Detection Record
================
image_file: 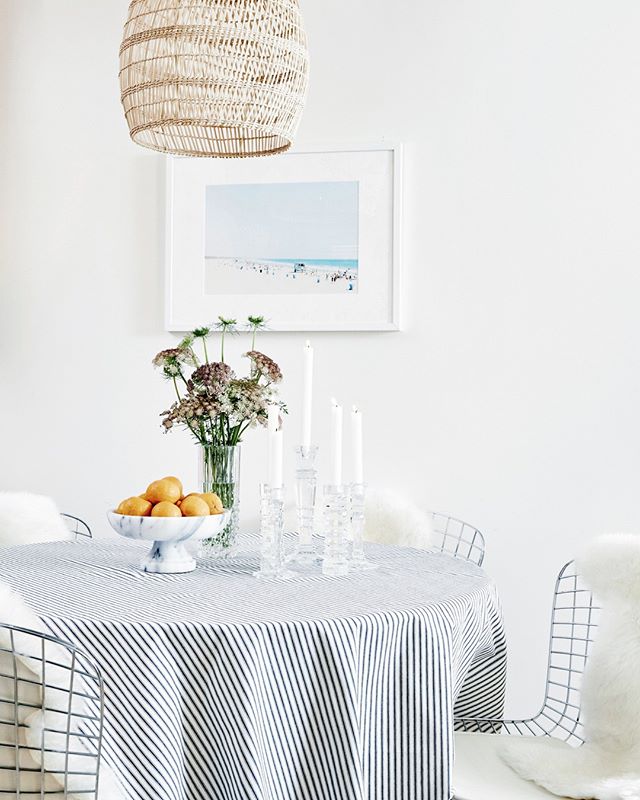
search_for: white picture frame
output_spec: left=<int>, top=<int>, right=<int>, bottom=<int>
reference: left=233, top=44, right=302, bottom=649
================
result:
left=165, top=143, right=402, bottom=332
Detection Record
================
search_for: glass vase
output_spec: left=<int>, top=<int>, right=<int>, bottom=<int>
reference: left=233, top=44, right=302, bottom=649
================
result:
left=199, top=444, right=241, bottom=557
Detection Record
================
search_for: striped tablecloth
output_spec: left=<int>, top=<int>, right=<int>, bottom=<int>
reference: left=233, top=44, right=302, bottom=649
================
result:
left=0, top=539, right=506, bottom=800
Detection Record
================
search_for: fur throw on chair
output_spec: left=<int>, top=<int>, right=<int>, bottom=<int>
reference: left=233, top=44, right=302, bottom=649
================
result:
left=0, top=492, right=71, bottom=547
left=0, top=580, right=124, bottom=799
left=364, top=489, right=434, bottom=549
left=500, top=534, right=640, bottom=800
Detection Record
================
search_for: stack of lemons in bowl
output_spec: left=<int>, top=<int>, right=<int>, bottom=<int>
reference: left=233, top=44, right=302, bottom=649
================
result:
left=116, top=477, right=224, bottom=518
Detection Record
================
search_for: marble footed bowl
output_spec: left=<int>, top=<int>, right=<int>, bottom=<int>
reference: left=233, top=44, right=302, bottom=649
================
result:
left=107, top=510, right=230, bottom=574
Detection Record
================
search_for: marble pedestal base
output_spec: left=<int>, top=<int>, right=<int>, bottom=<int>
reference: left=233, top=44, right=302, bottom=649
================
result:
left=142, top=540, right=196, bottom=574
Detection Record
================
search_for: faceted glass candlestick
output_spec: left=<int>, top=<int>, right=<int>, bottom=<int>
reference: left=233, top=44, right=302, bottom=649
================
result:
left=322, top=484, right=350, bottom=577
left=287, top=445, right=321, bottom=568
left=256, top=484, right=291, bottom=581
left=349, top=483, right=378, bottom=571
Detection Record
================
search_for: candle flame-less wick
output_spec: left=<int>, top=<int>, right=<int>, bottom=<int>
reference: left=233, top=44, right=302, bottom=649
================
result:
left=352, top=405, right=360, bottom=414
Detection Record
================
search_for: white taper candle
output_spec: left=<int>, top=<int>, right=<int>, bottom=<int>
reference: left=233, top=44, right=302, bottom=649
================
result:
left=302, top=340, right=314, bottom=448
left=267, top=405, right=283, bottom=489
left=351, top=406, right=364, bottom=484
left=330, top=398, right=343, bottom=486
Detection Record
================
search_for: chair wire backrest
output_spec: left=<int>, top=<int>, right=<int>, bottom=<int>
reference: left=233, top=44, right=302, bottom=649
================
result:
left=430, top=512, right=486, bottom=566
left=536, top=560, right=599, bottom=745
left=454, top=560, right=599, bottom=742
left=0, top=623, right=104, bottom=797
left=61, top=514, right=92, bottom=541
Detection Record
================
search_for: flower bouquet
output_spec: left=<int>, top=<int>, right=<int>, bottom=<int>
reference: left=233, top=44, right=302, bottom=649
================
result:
left=153, top=317, right=284, bottom=555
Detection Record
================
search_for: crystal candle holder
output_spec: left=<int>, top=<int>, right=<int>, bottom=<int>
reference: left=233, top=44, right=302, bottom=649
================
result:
left=287, top=445, right=321, bottom=568
left=255, top=484, right=290, bottom=580
left=322, top=484, right=350, bottom=577
left=349, top=483, right=378, bottom=571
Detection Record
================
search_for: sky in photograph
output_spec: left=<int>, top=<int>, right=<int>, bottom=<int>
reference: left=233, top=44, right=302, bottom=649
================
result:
left=204, top=181, right=359, bottom=261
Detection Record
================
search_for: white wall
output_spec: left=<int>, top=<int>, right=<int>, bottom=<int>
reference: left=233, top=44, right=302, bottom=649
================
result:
left=1, top=0, right=640, bottom=715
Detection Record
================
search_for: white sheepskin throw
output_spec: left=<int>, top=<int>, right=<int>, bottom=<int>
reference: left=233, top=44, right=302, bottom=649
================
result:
left=364, top=489, right=434, bottom=549
left=0, top=580, right=124, bottom=799
left=0, top=492, right=71, bottom=547
left=500, top=533, right=640, bottom=800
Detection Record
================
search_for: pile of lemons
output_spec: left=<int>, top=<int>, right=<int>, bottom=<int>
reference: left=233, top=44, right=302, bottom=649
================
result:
left=116, top=476, right=224, bottom=518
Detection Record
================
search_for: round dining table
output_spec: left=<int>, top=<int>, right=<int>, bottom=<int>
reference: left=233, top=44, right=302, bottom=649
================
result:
left=0, top=538, right=506, bottom=800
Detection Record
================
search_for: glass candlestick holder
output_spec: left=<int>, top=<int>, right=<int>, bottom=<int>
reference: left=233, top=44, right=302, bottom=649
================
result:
left=287, top=445, right=321, bottom=568
left=349, top=483, right=378, bottom=571
left=322, top=484, right=350, bottom=577
left=255, top=484, right=291, bottom=580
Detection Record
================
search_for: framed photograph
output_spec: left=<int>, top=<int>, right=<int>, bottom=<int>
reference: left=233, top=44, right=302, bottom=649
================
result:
left=165, top=143, right=402, bottom=331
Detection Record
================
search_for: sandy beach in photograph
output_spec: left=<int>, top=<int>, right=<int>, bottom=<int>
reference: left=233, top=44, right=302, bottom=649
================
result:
left=204, top=258, right=359, bottom=295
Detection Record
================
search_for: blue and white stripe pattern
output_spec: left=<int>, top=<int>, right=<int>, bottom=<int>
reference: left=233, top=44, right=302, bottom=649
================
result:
left=0, top=540, right=506, bottom=800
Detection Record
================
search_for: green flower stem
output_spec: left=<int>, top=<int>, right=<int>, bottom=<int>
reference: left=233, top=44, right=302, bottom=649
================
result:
left=176, top=367, right=190, bottom=387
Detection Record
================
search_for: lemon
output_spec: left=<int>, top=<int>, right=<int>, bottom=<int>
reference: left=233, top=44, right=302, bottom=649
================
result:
left=151, top=501, right=182, bottom=518
left=180, top=495, right=210, bottom=517
left=163, top=476, right=184, bottom=497
left=145, top=479, right=181, bottom=505
left=116, top=497, right=152, bottom=516
left=200, top=492, right=224, bottom=515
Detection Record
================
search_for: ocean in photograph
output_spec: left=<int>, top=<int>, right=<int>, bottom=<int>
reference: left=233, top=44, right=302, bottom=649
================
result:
left=203, top=181, right=359, bottom=296
left=205, top=257, right=358, bottom=295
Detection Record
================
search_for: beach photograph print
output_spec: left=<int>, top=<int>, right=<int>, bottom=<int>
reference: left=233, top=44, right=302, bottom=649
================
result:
left=204, top=181, right=359, bottom=295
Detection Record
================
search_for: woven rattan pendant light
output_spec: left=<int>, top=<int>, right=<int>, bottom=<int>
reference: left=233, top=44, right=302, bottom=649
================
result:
left=119, top=0, right=309, bottom=158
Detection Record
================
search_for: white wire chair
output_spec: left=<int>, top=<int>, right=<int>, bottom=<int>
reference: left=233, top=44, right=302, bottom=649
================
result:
left=61, top=514, right=92, bottom=541
left=455, top=561, right=599, bottom=743
left=430, top=512, right=486, bottom=567
left=0, top=623, right=104, bottom=798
